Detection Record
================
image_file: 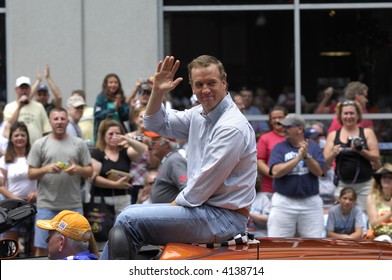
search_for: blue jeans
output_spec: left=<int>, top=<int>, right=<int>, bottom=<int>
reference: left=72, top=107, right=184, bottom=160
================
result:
left=100, top=203, right=247, bottom=259
left=34, top=207, right=83, bottom=249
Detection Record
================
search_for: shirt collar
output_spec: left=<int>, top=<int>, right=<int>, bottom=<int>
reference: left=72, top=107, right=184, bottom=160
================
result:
left=200, top=93, right=232, bottom=123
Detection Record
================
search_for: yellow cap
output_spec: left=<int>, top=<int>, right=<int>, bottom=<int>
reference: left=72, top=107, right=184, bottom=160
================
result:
left=36, top=210, right=91, bottom=241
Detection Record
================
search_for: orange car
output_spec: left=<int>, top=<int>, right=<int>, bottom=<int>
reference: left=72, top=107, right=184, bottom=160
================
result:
left=135, top=237, right=392, bottom=260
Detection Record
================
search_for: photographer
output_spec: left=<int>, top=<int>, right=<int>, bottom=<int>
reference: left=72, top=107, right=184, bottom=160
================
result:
left=3, top=76, right=51, bottom=145
left=324, top=100, right=381, bottom=215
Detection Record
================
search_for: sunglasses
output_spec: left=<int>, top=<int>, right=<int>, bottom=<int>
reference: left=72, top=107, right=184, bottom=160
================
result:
left=284, top=125, right=300, bottom=129
left=342, top=100, right=356, bottom=106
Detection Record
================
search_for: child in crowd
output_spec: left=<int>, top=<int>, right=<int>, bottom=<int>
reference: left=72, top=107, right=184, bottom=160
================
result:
left=326, top=187, right=365, bottom=239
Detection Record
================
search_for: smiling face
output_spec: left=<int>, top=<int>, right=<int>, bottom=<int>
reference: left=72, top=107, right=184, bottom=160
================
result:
left=106, top=76, right=120, bottom=95
left=35, top=90, right=49, bottom=105
left=191, top=64, right=227, bottom=114
left=11, top=127, right=28, bottom=149
left=341, top=105, right=359, bottom=127
left=270, top=109, right=286, bottom=134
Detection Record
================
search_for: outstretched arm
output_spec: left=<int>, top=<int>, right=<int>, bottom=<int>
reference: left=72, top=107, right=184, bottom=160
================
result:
left=145, top=56, right=183, bottom=116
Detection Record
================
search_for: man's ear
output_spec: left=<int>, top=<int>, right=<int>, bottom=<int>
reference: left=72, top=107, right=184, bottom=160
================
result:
left=58, top=235, right=66, bottom=251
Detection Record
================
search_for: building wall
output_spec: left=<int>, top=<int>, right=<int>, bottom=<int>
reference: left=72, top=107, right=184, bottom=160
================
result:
left=6, top=0, right=159, bottom=107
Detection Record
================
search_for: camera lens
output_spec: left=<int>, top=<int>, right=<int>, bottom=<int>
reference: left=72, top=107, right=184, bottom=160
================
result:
left=353, top=138, right=363, bottom=151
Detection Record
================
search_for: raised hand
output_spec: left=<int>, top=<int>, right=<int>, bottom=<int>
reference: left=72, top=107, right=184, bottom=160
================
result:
left=44, top=64, right=50, bottom=79
left=153, top=56, right=183, bottom=95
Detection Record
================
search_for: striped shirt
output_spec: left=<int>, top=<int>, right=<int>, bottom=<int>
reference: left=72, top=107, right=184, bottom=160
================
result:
left=144, top=94, right=256, bottom=210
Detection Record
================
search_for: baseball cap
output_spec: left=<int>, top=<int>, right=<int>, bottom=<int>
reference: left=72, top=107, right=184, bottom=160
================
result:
left=15, top=76, right=31, bottom=87
left=67, top=95, right=86, bottom=108
left=278, top=113, right=305, bottom=127
left=144, top=131, right=161, bottom=138
left=304, top=127, right=320, bottom=139
left=36, top=210, right=92, bottom=242
left=37, top=83, right=48, bottom=92
left=144, top=131, right=176, bottom=142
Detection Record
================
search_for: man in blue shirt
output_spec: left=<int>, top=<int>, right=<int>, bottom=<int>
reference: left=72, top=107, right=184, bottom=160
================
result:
left=100, top=55, right=257, bottom=260
left=268, top=114, right=325, bottom=238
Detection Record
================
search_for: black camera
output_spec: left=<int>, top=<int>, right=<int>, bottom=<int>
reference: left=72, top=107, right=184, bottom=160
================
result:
left=348, top=136, right=364, bottom=151
left=20, top=99, right=29, bottom=105
left=133, top=135, right=143, bottom=142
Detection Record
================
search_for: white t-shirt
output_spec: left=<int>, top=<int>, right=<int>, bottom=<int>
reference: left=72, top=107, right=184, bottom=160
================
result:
left=0, top=156, right=37, bottom=199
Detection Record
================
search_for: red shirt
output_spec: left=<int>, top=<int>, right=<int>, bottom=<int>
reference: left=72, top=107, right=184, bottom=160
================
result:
left=256, top=130, right=285, bottom=193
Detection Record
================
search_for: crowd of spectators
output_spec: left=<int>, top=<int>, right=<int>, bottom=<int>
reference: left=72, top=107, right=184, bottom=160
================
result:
left=0, top=61, right=391, bottom=260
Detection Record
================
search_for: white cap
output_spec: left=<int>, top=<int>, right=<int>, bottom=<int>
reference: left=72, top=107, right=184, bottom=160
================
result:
left=67, top=95, right=86, bottom=108
left=15, top=76, right=31, bottom=87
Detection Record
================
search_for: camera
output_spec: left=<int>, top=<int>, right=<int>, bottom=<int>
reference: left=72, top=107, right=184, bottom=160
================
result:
left=347, top=136, right=364, bottom=151
left=133, top=135, right=143, bottom=142
left=20, top=99, right=29, bottom=105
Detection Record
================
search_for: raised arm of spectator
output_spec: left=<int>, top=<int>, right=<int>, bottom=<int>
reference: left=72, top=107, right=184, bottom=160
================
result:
left=3, top=95, right=28, bottom=138
left=314, top=87, right=333, bottom=114
left=29, top=66, right=42, bottom=100
left=45, top=64, right=63, bottom=108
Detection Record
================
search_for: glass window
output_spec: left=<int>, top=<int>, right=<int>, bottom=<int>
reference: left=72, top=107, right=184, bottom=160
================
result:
left=165, top=11, right=294, bottom=112
left=301, top=9, right=392, bottom=114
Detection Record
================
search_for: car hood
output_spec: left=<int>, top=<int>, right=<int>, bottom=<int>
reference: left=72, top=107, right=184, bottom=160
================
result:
left=159, top=237, right=392, bottom=260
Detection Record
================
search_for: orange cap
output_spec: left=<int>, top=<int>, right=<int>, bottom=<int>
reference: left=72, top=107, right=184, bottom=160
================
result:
left=144, top=131, right=161, bottom=138
left=36, top=210, right=91, bottom=242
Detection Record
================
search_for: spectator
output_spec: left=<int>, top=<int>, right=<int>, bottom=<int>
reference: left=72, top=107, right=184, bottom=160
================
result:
left=27, top=107, right=93, bottom=256
left=36, top=210, right=99, bottom=260
left=247, top=192, right=271, bottom=238
left=136, top=169, right=157, bottom=204
left=268, top=114, right=325, bottom=238
left=100, top=55, right=256, bottom=260
left=90, top=119, right=147, bottom=215
left=150, top=136, right=187, bottom=204
left=256, top=106, right=288, bottom=200
left=93, top=73, right=130, bottom=143
left=324, top=101, right=381, bottom=214
left=231, top=92, right=245, bottom=113
left=366, top=163, right=392, bottom=243
left=305, top=121, right=335, bottom=237
left=3, top=76, right=52, bottom=145
left=128, top=77, right=153, bottom=110
left=73, top=90, right=94, bottom=143
left=326, top=187, right=364, bottom=239
left=66, top=95, right=86, bottom=138
left=34, top=64, right=63, bottom=116
left=240, top=87, right=269, bottom=139
left=306, top=121, right=335, bottom=207
left=127, top=107, right=159, bottom=204
left=253, top=87, right=276, bottom=114
left=327, top=81, right=373, bottom=134
left=0, top=122, right=37, bottom=255
left=276, top=85, right=308, bottom=113
left=314, top=86, right=338, bottom=114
